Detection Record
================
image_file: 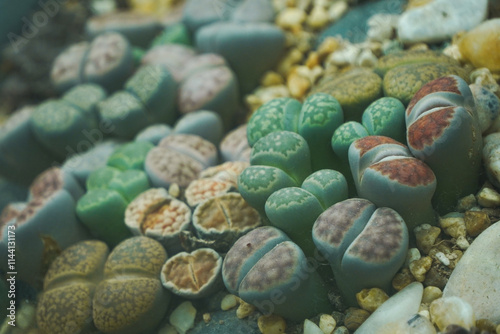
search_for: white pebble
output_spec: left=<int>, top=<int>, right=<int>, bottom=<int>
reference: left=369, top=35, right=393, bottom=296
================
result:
left=319, top=314, right=337, bottom=334
left=304, top=319, right=324, bottom=334
left=429, top=296, right=475, bottom=331
left=169, top=301, right=197, bottom=334
left=435, top=252, right=450, bottom=266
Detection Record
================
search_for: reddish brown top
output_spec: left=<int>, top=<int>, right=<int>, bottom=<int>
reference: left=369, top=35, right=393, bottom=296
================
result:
left=406, top=76, right=460, bottom=116
left=370, top=157, right=436, bottom=187
left=407, top=107, right=455, bottom=151
left=353, top=136, right=405, bottom=157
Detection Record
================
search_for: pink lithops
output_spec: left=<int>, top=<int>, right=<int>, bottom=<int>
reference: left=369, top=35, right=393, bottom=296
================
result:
left=125, top=188, right=191, bottom=254
left=349, top=136, right=437, bottom=230
left=405, top=75, right=483, bottom=214
left=219, top=123, right=252, bottom=162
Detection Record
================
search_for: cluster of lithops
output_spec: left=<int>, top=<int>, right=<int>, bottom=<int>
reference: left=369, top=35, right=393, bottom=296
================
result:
left=36, top=237, right=169, bottom=334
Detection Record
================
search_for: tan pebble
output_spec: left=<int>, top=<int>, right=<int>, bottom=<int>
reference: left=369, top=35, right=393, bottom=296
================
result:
left=236, top=300, right=256, bottom=319
left=245, top=94, right=263, bottom=112
left=307, top=5, right=329, bottom=30
left=319, top=314, right=336, bottom=334
left=455, top=235, right=470, bottom=250
left=414, top=224, right=441, bottom=254
left=203, top=313, right=211, bottom=323
left=287, top=71, right=311, bottom=99
left=257, top=314, right=286, bottom=334
left=295, top=30, right=314, bottom=53
left=442, top=43, right=464, bottom=64
left=477, top=186, right=500, bottom=208
left=260, top=71, right=284, bottom=87
left=429, top=296, right=475, bottom=331
left=168, top=183, right=180, bottom=198
left=409, top=256, right=433, bottom=282
left=476, top=318, right=497, bottom=333
left=421, top=286, right=443, bottom=305
left=328, top=0, right=348, bottom=21
left=305, top=52, right=320, bottom=68
left=317, top=37, right=342, bottom=61
left=221, top=294, right=239, bottom=310
left=277, top=48, right=304, bottom=76
left=408, top=43, right=429, bottom=51
left=405, top=248, right=421, bottom=267
left=355, top=48, right=378, bottom=67
left=464, top=210, right=491, bottom=237
left=392, top=268, right=416, bottom=291
left=448, top=249, right=463, bottom=269
left=439, top=214, right=466, bottom=238
left=458, top=19, right=500, bottom=73
left=356, top=287, right=389, bottom=312
left=327, top=43, right=360, bottom=67
left=276, top=8, right=307, bottom=30
left=253, top=85, right=290, bottom=105
left=344, top=307, right=370, bottom=331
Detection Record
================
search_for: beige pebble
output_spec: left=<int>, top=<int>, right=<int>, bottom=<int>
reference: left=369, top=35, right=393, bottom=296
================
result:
left=471, top=68, right=499, bottom=94
left=456, top=235, right=470, bottom=250
left=326, top=43, right=360, bottom=67
left=245, top=94, right=264, bottom=112
left=261, top=71, right=284, bottom=87
left=307, top=5, right=330, bottom=30
left=317, top=37, right=341, bottom=61
left=277, top=48, right=304, bottom=76
left=328, top=0, right=348, bottom=21
left=287, top=71, right=311, bottom=99
left=476, top=318, right=497, bottom=333
left=464, top=210, right=491, bottom=237
left=221, top=294, right=240, bottom=310
left=414, top=224, right=441, bottom=254
left=305, top=52, right=320, bottom=68
left=168, top=183, right=180, bottom=198
left=422, top=286, right=443, bottom=305
left=203, top=313, right=211, bottom=323
left=456, top=194, right=477, bottom=211
left=477, top=186, right=500, bottom=208
left=409, top=256, right=433, bottom=282
left=405, top=248, right=421, bottom=267
left=439, top=214, right=466, bottom=238
left=333, top=326, right=349, bottom=334
left=319, top=314, right=337, bottom=334
left=392, top=268, right=416, bottom=291
left=236, top=300, right=256, bottom=319
left=276, top=8, right=307, bottom=30
left=356, top=288, right=389, bottom=312
left=257, top=314, right=286, bottom=334
left=253, top=85, right=290, bottom=105
left=429, top=296, right=476, bottom=331
left=355, top=48, right=378, bottom=67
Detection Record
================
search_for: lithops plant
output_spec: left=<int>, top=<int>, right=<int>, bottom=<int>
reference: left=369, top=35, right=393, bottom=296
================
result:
left=312, top=198, right=409, bottom=306
left=93, top=236, right=170, bottom=334
left=62, top=83, right=108, bottom=129
left=172, top=109, right=224, bottom=145
left=405, top=75, right=483, bottom=214
left=301, top=169, right=349, bottom=209
left=219, top=123, right=251, bottom=162
left=140, top=44, right=196, bottom=83
left=192, top=192, right=261, bottom=252
left=36, top=240, right=109, bottom=334
left=125, top=188, right=191, bottom=255
left=106, top=140, right=154, bottom=171
left=160, top=248, right=223, bottom=299
left=362, top=97, right=407, bottom=144
left=222, top=226, right=332, bottom=320
left=348, top=136, right=437, bottom=230
left=135, top=123, right=173, bottom=145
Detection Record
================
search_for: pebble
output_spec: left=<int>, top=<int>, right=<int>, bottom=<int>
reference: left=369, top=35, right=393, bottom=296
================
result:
left=439, top=213, right=466, bottom=238
left=236, top=300, right=256, bottom=319
left=457, top=19, right=500, bottom=73
left=405, top=248, right=422, bottom=267
left=319, top=314, right=336, bottom=334
left=169, top=301, right=197, bottom=334
left=356, top=288, right=389, bottom=313
left=276, top=8, right=307, bottom=30
left=392, top=268, right=417, bottom=291
left=409, top=256, right=433, bottom=282
left=397, top=0, right=488, bottom=44
left=429, top=296, right=475, bottom=331
left=421, top=286, right=443, bottom=305
left=434, top=252, right=450, bottom=266
left=414, top=224, right=441, bottom=254
left=257, top=314, right=286, bottom=334
left=464, top=210, right=491, bottom=237
left=303, top=319, right=324, bottom=334
left=476, top=319, right=498, bottom=333
left=483, top=133, right=500, bottom=188
left=477, top=186, right=500, bottom=208
left=343, top=307, right=370, bottom=331
left=332, top=326, right=349, bottom=334
left=366, top=14, right=399, bottom=42
left=221, top=294, right=240, bottom=311
left=443, top=221, right=500, bottom=323
left=355, top=282, right=424, bottom=333
left=456, top=194, right=477, bottom=212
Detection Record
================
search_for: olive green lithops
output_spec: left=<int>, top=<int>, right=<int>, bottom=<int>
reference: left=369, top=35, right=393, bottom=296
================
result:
left=62, top=83, right=107, bottom=128
left=374, top=50, right=458, bottom=77
left=362, top=97, right=406, bottom=144
left=93, top=236, right=170, bottom=334
left=125, top=188, right=191, bottom=254
left=36, top=240, right=109, bottom=334
left=312, top=198, right=409, bottom=306
left=222, top=226, right=332, bottom=320
left=246, top=97, right=302, bottom=147
left=192, top=193, right=261, bottom=252
left=161, top=248, right=223, bottom=299
left=298, top=93, right=344, bottom=171
left=107, top=140, right=154, bottom=171
left=311, top=68, right=383, bottom=122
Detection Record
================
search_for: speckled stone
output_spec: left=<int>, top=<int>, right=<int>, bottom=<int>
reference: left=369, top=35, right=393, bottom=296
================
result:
left=464, top=210, right=491, bottom=237
left=189, top=309, right=260, bottom=334
left=311, top=67, right=382, bottom=121
left=443, top=221, right=500, bottom=323
left=374, top=50, right=458, bottom=76
left=414, top=224, right=441, bottom=254
left=382, top=62, right=470, bottom=105
left=356, top=288, right=389, bottom=312
left=344, top=307, right=371, bottom=331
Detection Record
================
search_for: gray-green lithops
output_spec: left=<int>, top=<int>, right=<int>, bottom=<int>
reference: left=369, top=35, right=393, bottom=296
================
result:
left=362, top=97, right=406, bottom=144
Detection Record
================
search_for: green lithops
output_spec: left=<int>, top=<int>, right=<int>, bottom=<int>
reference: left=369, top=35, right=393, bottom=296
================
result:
left=238, top=165, right=298, bottom=217
left=93, top=236, right=170, bottom=334
left=311, top=68, right=383, bottom=122
left=222, top=226, right=332, bottom=320
left=62, top=83, right=107, bottom=129
left=36, top=240, right=109, bottom=334
left=250, top=131, right=312, bottom=184
left=362, top=97, right=406, bottom=144
left=301, top=169, right=348, bottom=210
left=298, top=93, right=344, bottom=171
left=246, top=97, right=302, bottom=147
left=312, top=198, right=409, bottom=306
left=106, top=140, right=154, bottom=171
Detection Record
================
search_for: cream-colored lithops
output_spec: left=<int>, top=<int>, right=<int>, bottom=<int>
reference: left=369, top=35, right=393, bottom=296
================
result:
left=429, top=296, right=475, bottom=331
left=124, top=188, right=191, bottom=254
left=161, top=248, right=223, bottom=299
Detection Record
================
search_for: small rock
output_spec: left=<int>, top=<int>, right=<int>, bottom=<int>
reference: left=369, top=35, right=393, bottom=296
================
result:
left=421, top=286, right=443, bottom=305
left=276, top=8, right=307, bottom=30
left=258, top=314, right=286, bottom=334
left=303, top=319, right=324, bottom=334
left=477, top=186, right=500, bottom=208
left=221, top=294, right=240, bottom=311
left=439, top=213, right=466, bottom=238
left=307, top=6, right=330, bottom=30
left=236, top=300, right=256, bottom=319
left=434, top=252, right=450, bottom=266
left=169, top=301, right=197, bottom=334
left=414, top=224, right=441, bottom=254
left=203, top=313, right=211, bottom=323
left=356, top=288, right=389, bottom=313
left=476, top=318, right=497, bottom=333
left=332, top=326, right=349, bottom=334
left=464, top=210, right=491, bottom=237
left=392, top=268, right=417, bottom=291
left=397, top=0, right=488, bottom=44
left=344, top=308, right=370, bottom=331
left=455, top=236, right=470, bottom=250
left=405, top=248, right=422, bottom=267
left=319, top=314, right=336, bottom=334
left=158, top=323, right=179, bottom=334
left=423, top=263, right=451, bottom=290
left=409, top=256, right=433, bottom=282
left=429, top=296, right=475, bottom=331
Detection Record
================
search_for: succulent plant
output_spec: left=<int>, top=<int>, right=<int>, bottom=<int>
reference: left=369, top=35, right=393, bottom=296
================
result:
left=312, top=198, right=409, bottom=306
left=220, top=123, right=252, bottom=162
left=222, top=226, right=332, bottom=320
left=62, top=83, right=107, bottom=129
left=160, top=248, right=223, bottom=299
left=405, top=75, right=483, bottom=214
left=134, top=124, right=173, bottom=145
left=348, top=136, right=437, bottom=230
left=125, top=188, right=192, bottom=255
left=106, top=140, right=154, bottom=171
left=150, top=22, right=192, bottom=47
left=173, top=110, right=224, bottom=145
left=362, top=97, right=406, bottom=144
left=301, top=169, right=349, bottom=210
left=141, top=44, right=196, bottom=83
